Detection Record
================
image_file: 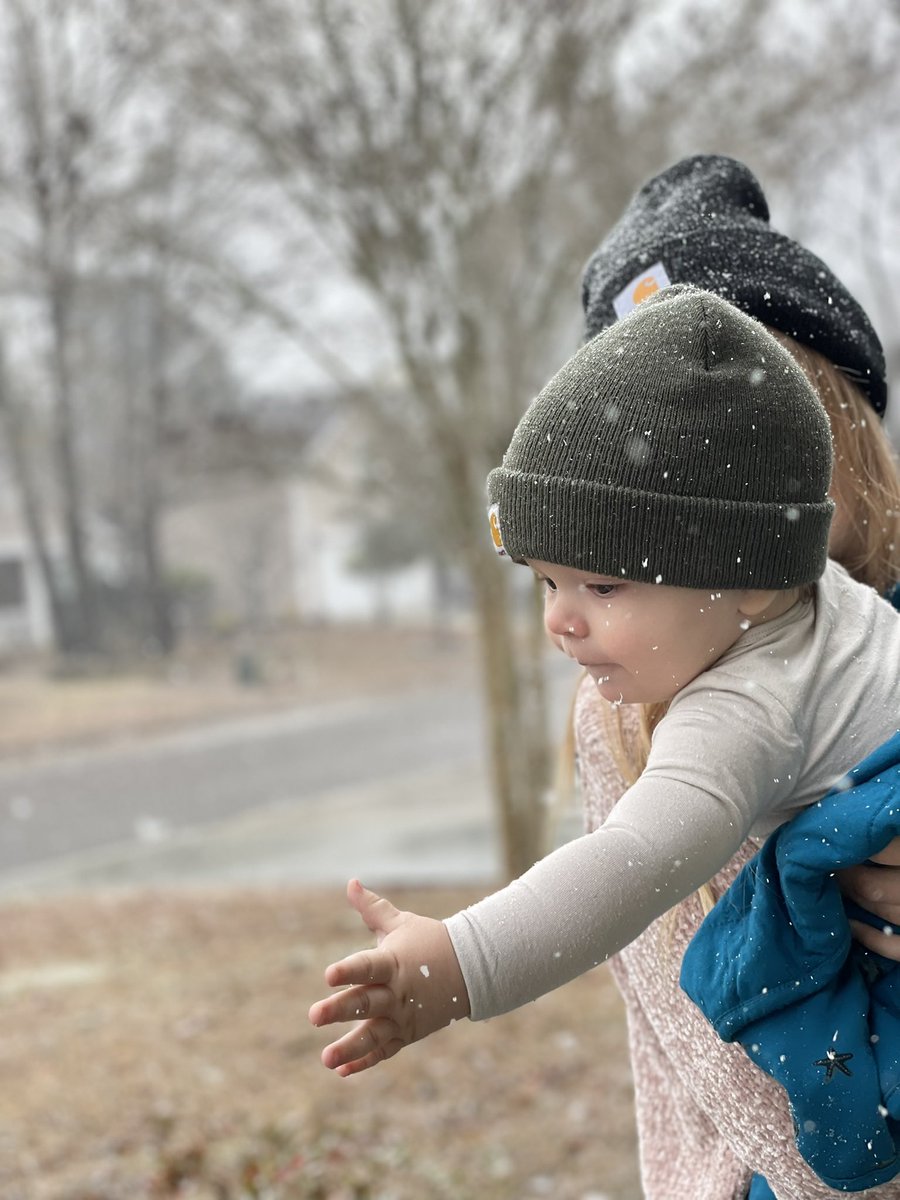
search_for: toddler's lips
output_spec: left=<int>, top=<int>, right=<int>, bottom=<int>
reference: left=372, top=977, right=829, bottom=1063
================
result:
left=582, top=663, right=615, bottom=680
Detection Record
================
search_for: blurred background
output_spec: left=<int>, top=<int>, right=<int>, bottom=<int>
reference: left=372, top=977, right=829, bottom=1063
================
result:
left=0, top=1, right=898, bottom=1197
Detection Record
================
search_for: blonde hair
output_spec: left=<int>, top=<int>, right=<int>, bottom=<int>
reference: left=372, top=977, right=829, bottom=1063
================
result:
left=589, top=332, right=900, bottom=916
left=769, top=331, right=900, bottom=597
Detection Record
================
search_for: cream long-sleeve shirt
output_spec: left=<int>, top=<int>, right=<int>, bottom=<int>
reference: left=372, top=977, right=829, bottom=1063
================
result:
left=445, top=559, right=900, bottom=1023
left=578, top=698, right=858, bottom=1200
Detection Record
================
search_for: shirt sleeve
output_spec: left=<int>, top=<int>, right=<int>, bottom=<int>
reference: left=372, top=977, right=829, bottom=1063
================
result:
left=446, top=681, right=803, bottom=1021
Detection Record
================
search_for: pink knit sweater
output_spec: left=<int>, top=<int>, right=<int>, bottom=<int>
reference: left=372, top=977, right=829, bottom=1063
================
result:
left=576, top=675, right=900, bottom=1200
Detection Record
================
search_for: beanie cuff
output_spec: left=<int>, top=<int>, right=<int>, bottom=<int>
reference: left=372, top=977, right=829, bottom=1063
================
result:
left=489, top=468, right=833, bottom=590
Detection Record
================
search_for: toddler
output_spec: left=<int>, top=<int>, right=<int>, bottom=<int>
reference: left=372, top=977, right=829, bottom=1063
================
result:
left=310, top=287, right=900, bottom=1114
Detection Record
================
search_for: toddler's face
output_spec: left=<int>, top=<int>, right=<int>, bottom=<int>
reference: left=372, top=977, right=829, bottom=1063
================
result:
left=527, top=559, right=753, bottom=705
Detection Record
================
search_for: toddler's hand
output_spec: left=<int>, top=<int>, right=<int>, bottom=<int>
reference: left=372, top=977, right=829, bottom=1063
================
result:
left=308, top=879, right=469, bottom=1076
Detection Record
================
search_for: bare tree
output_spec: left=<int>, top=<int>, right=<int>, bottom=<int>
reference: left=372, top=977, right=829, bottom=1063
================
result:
left=0, top=0, right=232, bottom=656
left=65, top=271, right=242, bottom=655
left=0, top=0, right=117, bottom=650
left=122, top=0, right=900, bottom=875
left=0, top=0, right=155, bottom=652
left=0, top=337, right=65, bottom=639
left=137, top=0, right=661, bottom=878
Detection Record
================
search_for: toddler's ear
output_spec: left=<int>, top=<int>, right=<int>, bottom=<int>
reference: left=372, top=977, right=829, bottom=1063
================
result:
left=737, top=589, right=779, bottom=618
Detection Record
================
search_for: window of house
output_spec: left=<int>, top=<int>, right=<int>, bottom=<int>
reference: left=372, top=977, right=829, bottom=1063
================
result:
left=0, top=557, right=25, bottom=609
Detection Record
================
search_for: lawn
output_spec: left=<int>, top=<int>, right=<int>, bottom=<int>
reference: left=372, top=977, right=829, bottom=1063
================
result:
left=0, top=626, right=640, bottom=1198
left=0, top=885, right=640, bottom=1200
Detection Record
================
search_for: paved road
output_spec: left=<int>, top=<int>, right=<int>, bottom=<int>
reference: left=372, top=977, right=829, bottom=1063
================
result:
left=0, top=662, right=581, bottom=897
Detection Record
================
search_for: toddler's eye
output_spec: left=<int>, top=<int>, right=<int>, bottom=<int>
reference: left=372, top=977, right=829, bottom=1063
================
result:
left=589, top=584, right=617, bottom=598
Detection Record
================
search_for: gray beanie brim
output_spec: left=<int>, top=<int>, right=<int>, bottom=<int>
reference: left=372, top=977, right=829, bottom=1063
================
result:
left=491, top=473, right=832, bottom=590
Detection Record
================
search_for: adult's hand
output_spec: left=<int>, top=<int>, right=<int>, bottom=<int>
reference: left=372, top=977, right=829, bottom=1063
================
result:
left=838, top=839, right=900, bottom=960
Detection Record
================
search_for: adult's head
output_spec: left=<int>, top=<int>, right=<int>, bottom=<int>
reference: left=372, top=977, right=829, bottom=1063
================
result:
left=581, top=154, right=888, bottom=418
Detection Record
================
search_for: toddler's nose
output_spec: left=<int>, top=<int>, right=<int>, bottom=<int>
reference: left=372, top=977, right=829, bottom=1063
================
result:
left=545, top=602, right=588, bottom=641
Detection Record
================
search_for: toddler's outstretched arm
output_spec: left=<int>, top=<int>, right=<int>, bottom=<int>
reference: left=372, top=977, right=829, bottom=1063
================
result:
left=308, top=880, right=469, bottom=1076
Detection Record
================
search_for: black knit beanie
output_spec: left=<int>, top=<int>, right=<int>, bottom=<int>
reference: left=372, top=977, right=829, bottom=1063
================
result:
left=487, top=286, right=834, bottom=590
left=581, top=155, right=887, bottom=416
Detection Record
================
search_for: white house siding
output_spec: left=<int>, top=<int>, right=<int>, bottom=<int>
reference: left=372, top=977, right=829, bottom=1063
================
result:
left=162, top=481, right=297, bottom=630
left=0, top=544, right=51, bottom=649
left=287, top=480, right=434, bottom=624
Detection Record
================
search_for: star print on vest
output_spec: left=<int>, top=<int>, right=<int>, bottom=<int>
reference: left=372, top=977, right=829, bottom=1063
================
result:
left=814, top=1048, right=853, bottom=1082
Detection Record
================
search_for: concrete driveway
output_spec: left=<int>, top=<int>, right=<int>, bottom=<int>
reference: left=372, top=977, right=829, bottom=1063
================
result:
left=0, top=662, right=581, bottom=897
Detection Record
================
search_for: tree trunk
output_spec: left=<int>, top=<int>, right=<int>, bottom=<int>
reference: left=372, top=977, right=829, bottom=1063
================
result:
left=469, top=545, right=553, bottom=881
left=135, top=494, right=176, bottom=655
left=0, top=342, right=69, bottom=652
left=48, top=283, right=103, bottom=654
left=137, top=280, right=177, bottom=656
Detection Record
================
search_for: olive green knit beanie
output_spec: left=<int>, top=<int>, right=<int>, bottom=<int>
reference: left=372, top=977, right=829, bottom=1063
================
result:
left=487, top=285, right=834, bottom=590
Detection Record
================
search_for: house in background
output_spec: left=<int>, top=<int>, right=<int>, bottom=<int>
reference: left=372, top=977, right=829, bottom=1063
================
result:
left=287, top=403, right=437, bottom=624
left=0, top=386, right=458, bottom=655
left=162, top=389, right=450, bottom=634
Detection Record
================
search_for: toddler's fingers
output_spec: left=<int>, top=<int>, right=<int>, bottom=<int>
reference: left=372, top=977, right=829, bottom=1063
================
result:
left=323, top=947, right=392, bottom=989
left=308, top=983, right=394, bottom=1028
left=346, top=878, right=405, bottom=938
left=321, top=1017, right=405, bottom=1076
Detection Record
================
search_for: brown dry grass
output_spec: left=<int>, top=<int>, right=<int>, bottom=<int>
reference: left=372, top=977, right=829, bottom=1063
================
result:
left=1, top=887, right=640, bottom=1200
left=0, top=625, right=473, bottom=758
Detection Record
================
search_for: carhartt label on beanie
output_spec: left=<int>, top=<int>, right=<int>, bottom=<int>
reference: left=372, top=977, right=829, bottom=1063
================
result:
left=487, top=285, right=834, bottom=590
left=582, top=155, right=887, bottom=416
left=488, top=503, right=507, bottom=556
left=612, top=261, right=672, bottom=319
